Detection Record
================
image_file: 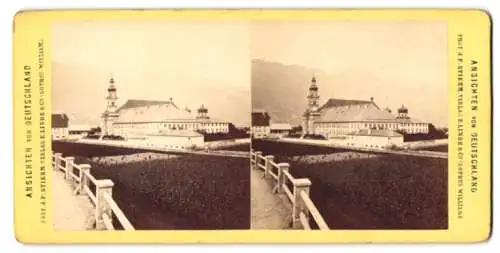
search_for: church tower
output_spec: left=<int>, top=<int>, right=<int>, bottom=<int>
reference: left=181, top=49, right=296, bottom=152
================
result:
left=106, top=77, right=119, bottom=113
left=196, top=104, right=209, bottom=120
left=396, top=104, right=409, bottom=119
left=307, top=75, right=320, bottom=112
left=101, top=76, right=120, bottom=136
left=302, top=75, right=321, bottom=135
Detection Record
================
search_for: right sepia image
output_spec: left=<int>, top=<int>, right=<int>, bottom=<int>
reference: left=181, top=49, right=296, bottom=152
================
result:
left=250, top=20, right=449, bottom=230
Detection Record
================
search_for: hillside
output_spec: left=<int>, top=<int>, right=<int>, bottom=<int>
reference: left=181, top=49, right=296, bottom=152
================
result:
left=251, top=59, right=448, bottom=127
left=251, top=60, right=323, bottom=126
left=51, top=61, right=251, bottom=127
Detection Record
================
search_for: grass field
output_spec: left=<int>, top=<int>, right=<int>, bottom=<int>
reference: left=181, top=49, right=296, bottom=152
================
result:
left=214, top=143, right=250, bottom=152
left=53, top=141, right=250, bottom=230
left=415, top=144, right=448, bottom=153
left=253, top=140, right=448, bottom=229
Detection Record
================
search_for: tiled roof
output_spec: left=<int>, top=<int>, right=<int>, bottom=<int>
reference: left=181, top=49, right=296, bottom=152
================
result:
left=116, top=99, right=178, bottom=112
left=52, top=113, right=69, bottom=128
left=348, top=129, right=403, bottom=137
left=115, top=99, right=194, bottom=123
left=319, top=98, right=379, bottom=111
left=252, top=111, right=270, bottom=126
left=318, top=100, right=395, bottom=122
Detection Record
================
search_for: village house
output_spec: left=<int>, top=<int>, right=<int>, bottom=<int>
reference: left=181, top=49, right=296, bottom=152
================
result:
left=51, top=113, right=69, bottom=140
left=251, top=110, right=271, bottom=139
left=269, top=122, right=292, bottom=138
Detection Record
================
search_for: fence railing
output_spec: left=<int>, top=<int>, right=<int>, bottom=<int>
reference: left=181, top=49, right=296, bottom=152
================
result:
left=52, top=152, right=135, bottom=231
left=250, top=149, right=329, bottom=230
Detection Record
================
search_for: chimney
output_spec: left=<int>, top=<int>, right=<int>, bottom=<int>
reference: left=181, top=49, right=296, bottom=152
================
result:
left=370, top=97, right=374, bottom=102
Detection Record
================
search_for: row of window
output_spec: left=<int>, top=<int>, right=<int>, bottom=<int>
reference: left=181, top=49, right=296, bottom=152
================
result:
left=315, top=122, right=428, bottom=129
left=114, top=122, right=228, bottom=131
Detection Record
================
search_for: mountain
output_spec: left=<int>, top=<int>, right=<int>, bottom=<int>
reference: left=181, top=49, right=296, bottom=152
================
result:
left=252, top=59, right=339, bottom=126
left=51, top=61, right=251, bottom=127
left=251, top=59, right=448, bottom=128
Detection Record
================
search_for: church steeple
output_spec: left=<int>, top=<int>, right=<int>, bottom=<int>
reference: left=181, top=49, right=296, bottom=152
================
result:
left=307, top=74, right=320, bottom=112
left=105, top=75, right=118, bottom=113
left=101, top=75, right=120, bottom=136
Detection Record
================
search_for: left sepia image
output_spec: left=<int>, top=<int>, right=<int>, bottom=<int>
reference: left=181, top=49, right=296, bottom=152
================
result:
left=50, top=20, right=251, bottom=230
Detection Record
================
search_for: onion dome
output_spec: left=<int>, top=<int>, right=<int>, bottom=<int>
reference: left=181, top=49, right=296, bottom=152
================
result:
left=107, top=77, right=116, bottom=92
left=384, top=107, right=392, bottom=113
left=197, top=104, right=208, bottom=114
left=398, top=104, right=408, bottom=114
left=309, top=75, right=318, bottom=91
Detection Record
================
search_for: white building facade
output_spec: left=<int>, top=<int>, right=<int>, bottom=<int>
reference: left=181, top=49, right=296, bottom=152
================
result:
left=302, top=76, right=430, bottom=138
left=51, top=113, right=69, bottom=140
left=251, top=110, right=271, bottom=139
left=100, top=77, right=230, bottom=139
left=346, top=129, right=404, bottom=149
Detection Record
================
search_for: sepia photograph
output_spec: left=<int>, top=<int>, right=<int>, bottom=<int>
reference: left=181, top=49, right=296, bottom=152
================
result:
left=50, top=20, right=251, bottom=230
left=250, top=20, right=449, bottom=230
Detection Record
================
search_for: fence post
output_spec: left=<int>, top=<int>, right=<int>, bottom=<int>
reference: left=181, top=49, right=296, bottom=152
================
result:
left=264, top=155, right=274, bottom=178
left=254, top=151, right=262, bottom=170
left=65, top=157, right=75, bottom=181
left=292, top=178, right=312, bottom=229
left=249, top=149, right=254, bottom=169
left=78, top=164, right=91, bottom=195
left=276, top=163, right=290, bottom=193
left=95, top=179, right=114, bottom=230
left=54, top=153, right=62, bottom=171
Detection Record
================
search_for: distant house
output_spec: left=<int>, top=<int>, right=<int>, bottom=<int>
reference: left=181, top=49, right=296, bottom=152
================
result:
left=251, top=110, right=271, bottom=139
left=270, top=122, right=292, bottom=137
left=52, top=113, right=69, bottom=140
left=68, top=124, right=92, bottom=139
left=346, top=129, right=404, bottom=149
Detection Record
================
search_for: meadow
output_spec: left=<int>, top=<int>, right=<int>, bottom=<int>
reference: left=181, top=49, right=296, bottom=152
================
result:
left=415, top=144, right=448, bottom=153
left=213, top=143, right=250, bottom=152
left=253, top=140, right=448, bottom=229
left=52, top=141, right=250, bottom=230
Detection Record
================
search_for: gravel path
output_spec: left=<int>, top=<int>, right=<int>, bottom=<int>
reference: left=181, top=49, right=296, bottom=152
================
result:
left=251, top=168, right=292, bottom=229
left=52, top=170, right=95, bottom=231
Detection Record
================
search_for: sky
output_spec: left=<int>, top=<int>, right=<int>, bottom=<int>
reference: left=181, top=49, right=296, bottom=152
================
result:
left=51, top=20, right=251, bottom=127
left=251, top=20, right=449, bottom=127
left=51, top=20, right=448, bottom=128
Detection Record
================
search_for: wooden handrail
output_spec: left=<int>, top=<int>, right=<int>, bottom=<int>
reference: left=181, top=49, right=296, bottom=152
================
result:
left=101, top=213, right=115, bottom=230
left=300, top=191, right=329, bottom=230
left=299, top=212, right=311, bottom=230
left=250, top=150, right=329, bottom=230
left=82, top=169, right=98, bottom=186
left=283, top=170, right=294, bottom=183
left=282, top=183, right=294, bottom=203
left=103, top=192, right=135, bottom=230
left=52, top=152, right=135, bottom=231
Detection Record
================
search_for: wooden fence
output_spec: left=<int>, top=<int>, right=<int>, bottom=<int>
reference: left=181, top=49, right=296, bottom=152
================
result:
left=52, top=152, right=135, bottom=231
left=250, top=149, right=329, bottom=230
